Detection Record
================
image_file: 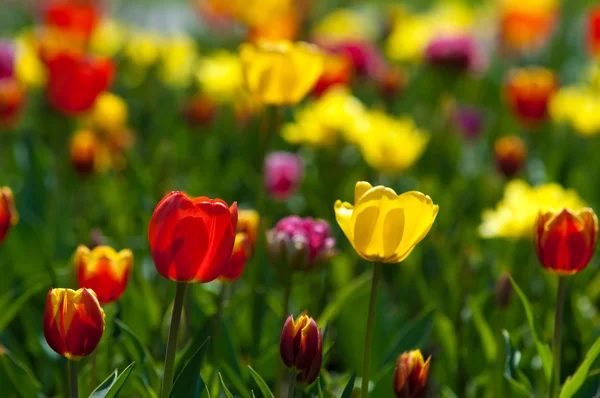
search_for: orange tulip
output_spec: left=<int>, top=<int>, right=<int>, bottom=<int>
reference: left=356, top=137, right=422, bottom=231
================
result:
left=43, top=288, right=105, bottom=359
left=0, top=187, right=18, bottom=244
left=0, top=79, right=24, bottom=129
left=75, top=245, right=133, bottom=303
left=494, top=135, right=527, bottom=178
left=536, top=208, right=598, bottom=276
left=505, top=67, right=557, bottom=127
left=44, top=1, right=100, bottom=44
left=393, top=350, right=431, bottom=398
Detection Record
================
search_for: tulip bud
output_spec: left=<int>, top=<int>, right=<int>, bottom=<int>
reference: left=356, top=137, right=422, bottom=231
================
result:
left=280, top=314, right=322, bottom=385
left=264, top=151, right=304, bottom=201
left=43, top=288, right=105, bottom=359
left=495, top=273, right=513, bottom=308
left=452, top=106, right=483, bottom=142
left=70, top=129, right=100, bottom=175
left=75, top=245, right=133, bottom=304
left=536, top=208, right=598, bottom=276
left=424, top=34, right=479, bottom=72
left=182, top=94, right=217, bottom=127
left=0, top=79, right=24, bottom=129
left=378, top=66, right=406, bottom=100
left=504, top=67, right=557, bottom=127
left=494, top=135, right=527, bottom=178
left=0, top=187, right=18, bottom=244
left=267, top=216, right=336, bottom=272
left=393, top=350, right=430, bottom=398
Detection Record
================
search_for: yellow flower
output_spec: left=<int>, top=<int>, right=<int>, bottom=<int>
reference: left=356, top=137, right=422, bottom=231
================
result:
left=196, top=51, right=244, bottom=102
left=125, top=30, right=161, bottom=68
left=312, top=9, right=380, bottom=42
left=87, top=93, right=128, bottom=133
left=159, top=35, right=198, bottom=87
left=90, top=20, right=126, bottom=57
left=550, top=86, right=600, bottom=136
left=282, top=107, right=338, bottom=147
left=479, top=179, right=586, bottom=238
left=15, top=32, right=46, bottom=88
left=239, top=41, right=323, bottom=105
left=357, top=112, right=429, bottom=173
left=334, top=181, right=439, bottom=263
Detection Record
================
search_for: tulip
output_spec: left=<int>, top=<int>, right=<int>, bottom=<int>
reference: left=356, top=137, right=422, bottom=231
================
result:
left=536, top=208, right=598, bottom=276
left=0, top=79, right=24, bottom=129
left=182, top=94, right=217, bottom=127
left=378, top=66, right=406, bottom=100
left=0, top=40, right=15, bottom=80
left=316, top=40, right=386, bottom=79
left=452, top=106, right=484, bottom=142
left=494, top=135, right=527, bottom=178
left=219, top=232, right=251, bottom=281
left=495, top=273, right=514, bottom=309
left=87, top=92, right=128, bottom=133
left=267, top=215, right=336, bottom=271
left=44, top=1, right=100, bottom=44
left=424, top=34, right=479, bottom=72
left=237, top=209, right=260, bottom=251
left=0, top=187, right=18, bottom=244
left=499, top=3, right=557, bottom=54
left=70, top=129, right=100, bottom=175
left=239, top=40, right=323, bottom=105
left=148, top=191, right=238, bottom=283
left=44, top=51, right=114, bottom=115
left=312, top=53, right=353, bottom=97
left=505, top=67, right=557, bottom=127
left=280, top=314, right=322, bottom=385
left=588, top=7, right=600, bottom=59
left=264, top=151, right=304, bottom=201
left=334, top=181, right=438, bottom=263
left=393, top=350, right=431, bottom=398
left=75, top=245, right=133, bottom=304
left=43, top=288, right=105, bottom=359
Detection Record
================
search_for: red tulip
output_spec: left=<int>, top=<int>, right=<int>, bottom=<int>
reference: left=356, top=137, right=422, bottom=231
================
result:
left=536, top=208, right=598, bottom=276
left=219, top=232, right=251, bottom=281
left=494, top=135, right=527, bottom=178
left=43, top=288, right=105, bottom=360
left=148, top=191, right=238, bottom=283
left=44, top=1, right=100, bottom=43
left=44, top=51, right=114, bottom=115
left=588, top=7, right=600, bottom=58
left=0, top=187, right=18, bottom=244
left=504, top=67, right=557, bottom=127
left=75, top=245, right=133, bottom=303
left=280, top=314, right=322, bottom=384
left=394, top=350, right=431, bottom=398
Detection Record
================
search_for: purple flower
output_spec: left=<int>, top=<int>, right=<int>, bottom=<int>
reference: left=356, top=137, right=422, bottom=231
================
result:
left=452, top=106, right=484, bottom=141
left=0, top=40, right=15, bottom=81
left=267, top=216, right=336, bottom=271
left=264, top=151, right=303, bottom=201
left=424, top=34, right=484, bottom=73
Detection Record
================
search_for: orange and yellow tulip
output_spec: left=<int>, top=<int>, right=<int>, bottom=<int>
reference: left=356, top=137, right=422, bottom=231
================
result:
left=0, top=187, right=18, bottom=244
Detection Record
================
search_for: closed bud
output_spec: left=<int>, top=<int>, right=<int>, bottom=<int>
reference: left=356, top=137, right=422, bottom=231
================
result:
left=182, top=95, right=217, bottom=127
left=394, top=350, right=430, bottom=398
left=264, top=151, right=304, bottom=201
left=536, top=208, right=598, bottom=276
left=280, top=314, right=322, bottom=385
left=70, top=129, right=100, bottom=175
left=495, top=273, right=513, bottom=308
left=494, top=135, right=527, bottom=178
left=0, top=187, right=18, bottom=244
left=505, top=67, right=557, bottom=127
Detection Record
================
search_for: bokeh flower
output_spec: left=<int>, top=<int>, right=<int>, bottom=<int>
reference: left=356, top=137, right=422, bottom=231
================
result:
left=588, top=7, right=600, bottom=58
left=195, top=51, right=244, bottom=103
left=479, top=180, right=586, bottom=239
left=237, top=209, right=260, bottom=251
left=499, top=0, right=558, bottom=54
left=70, top=129, right=101, bottom=175
left=0, top=40, right=15, bottom=80
left=536, top=208, right=598, bottom=276
left=75, top=245, right=134, bottom=304
left=0, top=79, right=24, bottom=129
left=393, top=350, right=431, bottom=398
left=494, top=135, right=527, bottom=178
left=182, top=94, right=217, bottom=127
left=239, top=41, right=323, bottom=105
left=267, top=216, right=336, bottom=271
left=550, top=84, right=600, bottom=136
left=264, top=152, right=304, bottom=201
left=43, top=288, right=105, bottom=360
left=452, top=105, right=484, bottom=141
left=148, top=191, right=237, bottom=283
left=505, top=67, right=557, bottom=127
left=312, top=53, right=353, bottom=97
left=424, top=34, right=480, bottom=72
left=43, top=1, right=100, bottom=45
left=280, top=314, right=322, bottom=384
left=0, top=187, right=18, bottom=244
left=86, top=92, right=128, bottom=134
left=334, top=181, right=438, bottom=263
left=219, top=233, right=251, bottom=282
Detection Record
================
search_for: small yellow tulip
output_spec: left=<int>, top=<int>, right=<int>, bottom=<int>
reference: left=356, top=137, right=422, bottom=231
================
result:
left=334, top=181, right=438, bottom=263
left=239, top=41, right=323, bottom=105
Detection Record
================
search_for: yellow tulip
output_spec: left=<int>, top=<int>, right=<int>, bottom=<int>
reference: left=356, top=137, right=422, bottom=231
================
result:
left=239, top=41, right=324, bottom=105
left=334, top=181, right=438, bottom=263
left=196, top=51, right=244, bottom=102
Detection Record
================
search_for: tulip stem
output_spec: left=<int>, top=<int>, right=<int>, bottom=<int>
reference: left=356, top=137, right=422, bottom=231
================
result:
left=161, top=282, right=187, bottom=398
left=68, top=360, right=78, bottom=398
left=551, top=277, right=566, bottom=398
left=361, top=262, right=381, bottom=398
left=287, top=372, right=297, bottom=398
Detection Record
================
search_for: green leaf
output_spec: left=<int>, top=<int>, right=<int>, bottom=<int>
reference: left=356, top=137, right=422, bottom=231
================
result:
left=90, top=362, right=136, bottom=398
left=510, top=276, right=553, bottom=384
left=317, top=377, right=324, bottom=398
left=247, top=365, right=274, bottom=398
left=317, top=272, right=371, bottom=327
left=218, top=359, right=251, bottom=398
left=560, top=334, right=600, bottom=398
left=340, top=373, right=356, bottom=398
left=115, top=320, right=159, bottom=393
left=469, top=294, right=497, bottom=363
left=381, top=309, right=435, bottom=366
left=169, top=337, right=210, bottom=398
left=0, top=279, right=47, bottom=332
left=0, top=346, right=42, bottom=398
left=502, top=330, right=533, bottom=398
left=218, top=373, right=235, bottom=398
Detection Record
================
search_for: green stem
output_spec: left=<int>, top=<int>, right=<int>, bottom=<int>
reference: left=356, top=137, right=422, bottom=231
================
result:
left=287, top=372, right=297, bottom=398
left=361, top=262, right=381, bottom=398
left=160, top=282, right=188, bottom=398
left=69, top=360, right=78, bottom=398
left=275, top=274, right=294, bottom=396
left=551, top=277, right=567, bottom=398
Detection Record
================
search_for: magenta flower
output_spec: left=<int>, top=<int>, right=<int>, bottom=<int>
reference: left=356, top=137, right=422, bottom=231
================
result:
left=0, top=40, right=15, bottom=80
left=315, top=39, right=386, bottom=79
left=452, top=106, right=484, bottom=141
left=424, top=34, right=485, bottom=73
left=264, top=151, right=303, bottom=201
left=267, top=216, right=336, bottom=271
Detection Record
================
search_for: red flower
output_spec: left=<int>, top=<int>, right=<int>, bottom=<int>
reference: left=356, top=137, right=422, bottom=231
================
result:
left=504, top=67, right=557, bottom=127
left=394, top=350, right=431, bottom=398
left=148, top=191, right=238, bottom=283
left=588, top=7, right=600, bottom=58
left=280, top=314, right=322, bottom=385
left=0, top=79, right=24, bottom=129
left=219, top=232, right=251, bottom=281
left=0, top=187, right=18, bottom=244
left=43, top=288, right=105, bottom=360
left=312, top=53, right=353, bottom=97
left=494, top=135, right=527, bottom=178
left=44, top=51, right=114, bottom=115
left=75, top=245, right=133, bottom=303
left=536, top=208, right=598, bottom=276
left=44, top=1, right=100, bottom=43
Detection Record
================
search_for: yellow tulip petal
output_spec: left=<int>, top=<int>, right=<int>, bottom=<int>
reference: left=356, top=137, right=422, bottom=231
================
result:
left=352, top=203, right=380, bottom=259
left=334, top=200, right=355, bottom=243
left=392, top=191, right=439, bottom=261
left=354, top=181, right=373, bottom=203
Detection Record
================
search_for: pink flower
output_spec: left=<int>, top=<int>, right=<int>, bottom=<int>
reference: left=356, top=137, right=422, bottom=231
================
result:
left=424, top=34, right=487, bottom=73
left=0, top=40, right=15, bottom=80
left=264, top=151, right=303, bottom=201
